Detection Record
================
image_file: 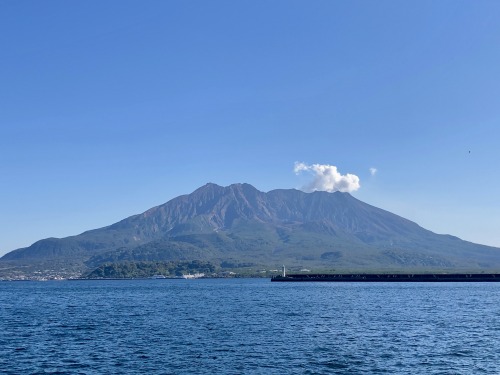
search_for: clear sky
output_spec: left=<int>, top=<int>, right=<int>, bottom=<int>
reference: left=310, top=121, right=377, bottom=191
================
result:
left=1, top=0, right=500, bottom=256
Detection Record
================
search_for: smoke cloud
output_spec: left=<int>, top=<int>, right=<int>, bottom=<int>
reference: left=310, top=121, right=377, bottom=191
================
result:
left=294, top=162, right=360, bottom=193
left=370, top=167, right=378, bottom=176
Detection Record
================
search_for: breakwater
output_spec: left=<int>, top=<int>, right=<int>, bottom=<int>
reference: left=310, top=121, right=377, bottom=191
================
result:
left=271, top=273, right=500, bottom=282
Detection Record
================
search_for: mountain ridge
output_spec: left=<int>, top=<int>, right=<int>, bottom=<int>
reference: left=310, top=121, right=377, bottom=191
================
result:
left=2, top=183, right=500, bottom=274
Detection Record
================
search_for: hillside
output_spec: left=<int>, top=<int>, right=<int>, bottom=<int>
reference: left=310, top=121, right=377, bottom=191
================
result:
left=2, top=183, right=500, bottom=276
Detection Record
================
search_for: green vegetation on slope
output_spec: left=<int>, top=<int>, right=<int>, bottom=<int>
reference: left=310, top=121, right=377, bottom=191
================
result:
left=3, top=183, right=500, bottom=278
left=84, top=260, right=217, bottom=279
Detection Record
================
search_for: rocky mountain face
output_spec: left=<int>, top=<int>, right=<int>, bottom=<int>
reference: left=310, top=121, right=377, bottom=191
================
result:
left=2, top=183, right=500, bottom=273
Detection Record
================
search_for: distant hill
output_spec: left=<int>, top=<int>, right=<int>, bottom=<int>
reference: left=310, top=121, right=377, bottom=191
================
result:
left=2, top=183, right=500, bottom=275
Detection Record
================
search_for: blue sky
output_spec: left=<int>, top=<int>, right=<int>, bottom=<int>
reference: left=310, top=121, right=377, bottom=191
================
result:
left=1, top=0, right=500, bottom=256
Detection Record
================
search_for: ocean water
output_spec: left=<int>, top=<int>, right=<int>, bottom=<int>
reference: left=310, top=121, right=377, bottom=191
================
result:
left=0, top=279, right=498, bottom=374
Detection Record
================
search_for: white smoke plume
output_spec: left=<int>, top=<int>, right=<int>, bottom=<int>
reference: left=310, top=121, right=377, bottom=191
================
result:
left=294, top=162, right=360, bottom=193
left=369, top=167, right=378, bottom=176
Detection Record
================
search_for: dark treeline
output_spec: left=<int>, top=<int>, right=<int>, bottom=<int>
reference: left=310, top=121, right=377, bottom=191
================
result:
left=84, top=260, right=217, bottom=279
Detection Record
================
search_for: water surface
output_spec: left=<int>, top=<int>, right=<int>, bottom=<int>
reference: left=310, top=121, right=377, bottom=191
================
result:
left=1, top=279, right=498, bottom=374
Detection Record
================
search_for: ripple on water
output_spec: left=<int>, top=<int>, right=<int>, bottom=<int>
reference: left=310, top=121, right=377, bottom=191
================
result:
left=0, top=280, right=499, bottom=374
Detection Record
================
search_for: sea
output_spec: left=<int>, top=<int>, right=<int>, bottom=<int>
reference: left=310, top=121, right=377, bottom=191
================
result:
left=0, top=279, right=498, bottom=374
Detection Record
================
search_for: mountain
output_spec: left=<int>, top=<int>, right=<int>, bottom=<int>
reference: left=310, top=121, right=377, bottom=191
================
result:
left=2, top=183, right=500, bottom=276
